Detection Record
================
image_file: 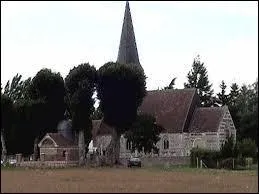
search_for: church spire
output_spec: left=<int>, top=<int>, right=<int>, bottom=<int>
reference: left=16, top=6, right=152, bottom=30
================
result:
left=117, top=1, right=140, bottom=65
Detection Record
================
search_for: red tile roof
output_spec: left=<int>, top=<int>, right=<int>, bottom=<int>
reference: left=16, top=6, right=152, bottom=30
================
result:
left=188, top=107, right=226, bottom=133
left=138, top=88, right=197, bottom=133
left=46, top=133, right=77, bottom=147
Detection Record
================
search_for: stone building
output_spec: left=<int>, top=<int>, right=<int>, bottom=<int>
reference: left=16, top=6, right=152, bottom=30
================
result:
left=38, top=133, right=78, bottom=161
left=91, top=2, right=236, bottom=158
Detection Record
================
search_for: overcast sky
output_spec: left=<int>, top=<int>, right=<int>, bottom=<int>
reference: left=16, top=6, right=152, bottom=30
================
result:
left=1, top=1, right=258, bottom=94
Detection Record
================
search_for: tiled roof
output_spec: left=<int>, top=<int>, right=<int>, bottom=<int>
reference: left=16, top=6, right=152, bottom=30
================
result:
left=188, top=107, right=226, bottom=133
left=46, top=133, right=77, bottom=147
left=138, top=88, right=197, bottom=133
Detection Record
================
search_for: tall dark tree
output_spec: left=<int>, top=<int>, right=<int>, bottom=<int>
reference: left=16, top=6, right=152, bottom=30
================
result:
left=217, top=80, right=228, bottom=106
left=29, top=68, right=66, bottom=160
left=65, top=63, right=97, bottom=165
left=237, top=82, right=258, bottom=144
left=124, top=114, right=163, bottom=154
left=97, top=62, right=146, bottom=165
left=184, top=55, right=214, bottom=107
left=1, top=94, right=14, bottom=162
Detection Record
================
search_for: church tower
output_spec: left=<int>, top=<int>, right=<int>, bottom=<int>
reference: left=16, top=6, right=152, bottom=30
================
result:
left=117, top=1, right=140, bottom=65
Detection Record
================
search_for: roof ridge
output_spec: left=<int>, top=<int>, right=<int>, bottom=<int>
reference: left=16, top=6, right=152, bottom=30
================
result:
left=181, top=88, right=197, bottom=132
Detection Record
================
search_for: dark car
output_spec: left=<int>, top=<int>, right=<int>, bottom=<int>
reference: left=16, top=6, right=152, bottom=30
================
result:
left=128, top=157, right=141, bottom=167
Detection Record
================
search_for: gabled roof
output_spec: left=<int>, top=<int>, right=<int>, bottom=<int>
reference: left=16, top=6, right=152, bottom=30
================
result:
left=138, top=88, right=197, bottom=133
left=117, top=1, right=140, bottom=65
left=38, top=133, right=77, bottom=148
left=188, top=107, right=226, bottom=133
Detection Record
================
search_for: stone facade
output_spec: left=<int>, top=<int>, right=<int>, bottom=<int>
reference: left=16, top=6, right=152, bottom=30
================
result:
left=38, top=133, right=79, bottom=161
left=95, top=106, right=237, bottom=158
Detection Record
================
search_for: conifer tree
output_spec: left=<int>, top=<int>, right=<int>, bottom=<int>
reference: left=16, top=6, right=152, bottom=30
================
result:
left=184, top=55, right=214, bottom=107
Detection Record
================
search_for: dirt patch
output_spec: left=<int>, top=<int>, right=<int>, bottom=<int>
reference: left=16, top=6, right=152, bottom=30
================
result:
left=1, top=168, right=258, bottom=192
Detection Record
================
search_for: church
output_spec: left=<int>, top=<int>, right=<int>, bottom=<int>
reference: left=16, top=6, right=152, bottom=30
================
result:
left=91, top=1, right=236, bottom=158
left=37, top=2, right=237, bottom=162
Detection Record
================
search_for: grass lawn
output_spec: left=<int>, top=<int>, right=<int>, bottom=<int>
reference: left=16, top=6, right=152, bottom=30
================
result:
left=1, top=165, right=258, bottom=193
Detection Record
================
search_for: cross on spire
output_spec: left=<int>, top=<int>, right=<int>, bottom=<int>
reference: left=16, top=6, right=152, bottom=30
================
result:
left=117, top=1, right=140, bottom=65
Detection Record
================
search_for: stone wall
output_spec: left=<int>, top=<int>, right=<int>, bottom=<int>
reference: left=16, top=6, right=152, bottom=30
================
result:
left=39, top=147, right=79, bottom=161
left=16, top=161, right=78, bottom=168
left=119, top=156, right=190, bottom=167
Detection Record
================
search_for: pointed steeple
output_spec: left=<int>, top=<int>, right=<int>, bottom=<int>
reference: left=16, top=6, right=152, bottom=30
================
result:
left=117, top=1, right=140, bottom=65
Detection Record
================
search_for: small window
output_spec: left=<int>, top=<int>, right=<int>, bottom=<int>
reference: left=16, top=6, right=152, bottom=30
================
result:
left=163, top=139, right=169, bottom=150
left=62, top=150, right=66, bottom=157
left=126, top=140, right=132, bottom=150
left=103, top=150, right=106, bottom=156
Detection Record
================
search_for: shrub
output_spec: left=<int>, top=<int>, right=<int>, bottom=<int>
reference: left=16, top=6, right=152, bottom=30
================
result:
left=238, top=138, right=257, bottom=159
left=190, top=148, right=220, bottom=168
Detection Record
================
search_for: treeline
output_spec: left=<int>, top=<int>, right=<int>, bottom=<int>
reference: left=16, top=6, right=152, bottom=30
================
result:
left=165, top=55, right=258, bottom=145
left=1, top=62, right=147, bottom=166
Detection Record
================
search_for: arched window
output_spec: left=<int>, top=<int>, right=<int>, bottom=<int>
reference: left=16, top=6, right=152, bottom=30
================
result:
left=163, top=138, right=169, bottom=150
left=126, top=139, right=132, bottom=150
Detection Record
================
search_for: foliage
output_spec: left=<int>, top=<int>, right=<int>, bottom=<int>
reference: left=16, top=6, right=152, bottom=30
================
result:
left=238, top=138, right=257, bottom=159
left=164, top=77, right=177, bottom=90
left=190, top=148, right=220, bottom=168
left=219, top=135, right=235, bottom=159
left=91, top=106, right=103, bottom=120
left=184, top=55, right=214, bottom=107
left=65, top=63, right=97, bottom=132
left=3, top=74, right=31, bottom=102
left=29, top=68, right=66, bottom=136
left=124, top=114, right=163, bottom=153
left=217, top=80, right=228, bottom=106
left=65, top=63, right=97, bottom=164
left=97, top=62, right=146, bottom=131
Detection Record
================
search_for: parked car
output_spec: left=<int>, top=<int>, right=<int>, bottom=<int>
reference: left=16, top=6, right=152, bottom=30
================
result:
left=128, top=157, right=141, bottom=168
left=8, top=159, right=17, bottom=165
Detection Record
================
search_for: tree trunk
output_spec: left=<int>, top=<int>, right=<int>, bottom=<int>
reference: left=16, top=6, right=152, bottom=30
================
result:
left=33, top=137, right=39, bottom=161
left=105, top=127, right=121, bottom=166
left=78, top=130, right=85, bottom=166
left=1, top=129, right=7, bottom=162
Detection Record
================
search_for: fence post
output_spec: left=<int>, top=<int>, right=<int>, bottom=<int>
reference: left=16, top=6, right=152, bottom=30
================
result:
left=232, top=158, right=234, bottom=169
left=200, top=159, right=202, bottom=168
left=196, top=157, right=198, bottom=168
left=217, top=160, right=219, bottom=168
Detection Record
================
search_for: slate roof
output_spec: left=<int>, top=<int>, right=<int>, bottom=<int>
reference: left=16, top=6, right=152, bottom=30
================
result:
left=188, top=107, right=226, bottom=133
left=39, top=133, right=77, bottom=148
left=138, top=88, right=198, bottom=133
left=117, top=1, right=140, bottom=65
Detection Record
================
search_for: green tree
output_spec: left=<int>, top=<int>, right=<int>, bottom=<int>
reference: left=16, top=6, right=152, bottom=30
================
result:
left=220, top=135, right=235, bottom=159
left=238, top=138, right=257, bottom=159
left=228, top=83, right=240, bottom=129
left=217, top=80, right=228, bottom=106
left=65, top=63, right=97, bottom=165
left=184, top=55, right=214, bottom=107
left=164, top=77, right=176, bottom=90
left=91, top=105, right=103, bottom=120
left=124, top=114, right=163, bottom=154
left=1, top=94, right=14, bottom=162
left=97, top=62, right=146, bottom=165
left=29, top=68, right=66, bottom=160
left=3, top=74, right=31, bottom=102
left=237, top=81, right=258, bottom=144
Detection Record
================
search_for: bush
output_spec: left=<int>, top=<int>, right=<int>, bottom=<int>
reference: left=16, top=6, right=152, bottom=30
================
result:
left=190, top=148, right=220, bottom=168
left=238, top=138, right=257, bottom=159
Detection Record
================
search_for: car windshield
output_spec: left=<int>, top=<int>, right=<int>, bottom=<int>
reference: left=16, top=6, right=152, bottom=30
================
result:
left=131, top=157, right=140, bottom=162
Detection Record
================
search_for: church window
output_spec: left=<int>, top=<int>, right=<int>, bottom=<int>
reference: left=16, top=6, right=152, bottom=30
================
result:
left=126, top=139, right=132, bottom=150
left=163, top=139, right=169, bottom=150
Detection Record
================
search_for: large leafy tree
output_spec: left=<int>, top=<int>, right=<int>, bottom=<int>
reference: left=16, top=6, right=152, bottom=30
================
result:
left=97, top=62, right=146, bottom=165
left=29, top=68, right=66, bottom=160
left=65, top=63, right=97, bottom=165
left=124, top=114, right=163, bottom=154
left=184, top=55, right=214, bottom=107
